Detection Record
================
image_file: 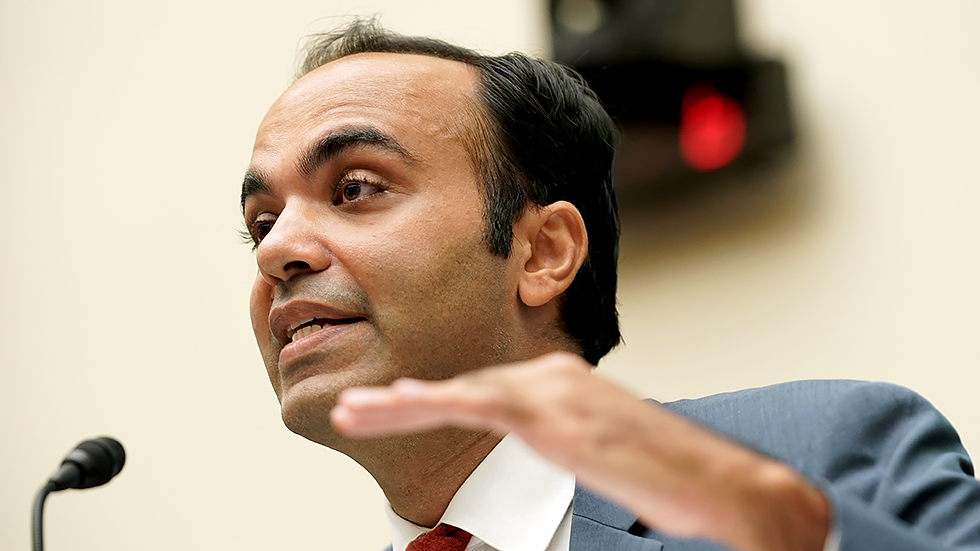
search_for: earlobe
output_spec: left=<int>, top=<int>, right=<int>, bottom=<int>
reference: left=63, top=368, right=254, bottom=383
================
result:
left=516, top=201, right=588, bottom=308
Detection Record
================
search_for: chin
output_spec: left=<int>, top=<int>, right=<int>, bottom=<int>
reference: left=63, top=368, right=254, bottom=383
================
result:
left=276, top=359, right=397, bottom=448
left=283, top=413, right=341, bottom=449
left=275, top=373, right=345, bottom=444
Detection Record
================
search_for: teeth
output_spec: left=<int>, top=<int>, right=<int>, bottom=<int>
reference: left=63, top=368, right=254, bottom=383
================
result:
left=290, top=324, right=323, bottom=343
left=288, top=318, right=316, bottom=332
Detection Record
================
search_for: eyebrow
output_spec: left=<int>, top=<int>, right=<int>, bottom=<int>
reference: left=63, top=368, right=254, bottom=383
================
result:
left=240, top=126, right=419, bottom=211
left=241, top=169, right=271, bottom=212
left=298, top=126, right=418, bottom=179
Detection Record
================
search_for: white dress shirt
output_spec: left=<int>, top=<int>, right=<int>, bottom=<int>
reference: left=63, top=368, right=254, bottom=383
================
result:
left=385, top=433, right=575, bottom=551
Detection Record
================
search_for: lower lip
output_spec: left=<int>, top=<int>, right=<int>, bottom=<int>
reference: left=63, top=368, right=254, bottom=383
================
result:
left=278, top=321, right=365, bottom=367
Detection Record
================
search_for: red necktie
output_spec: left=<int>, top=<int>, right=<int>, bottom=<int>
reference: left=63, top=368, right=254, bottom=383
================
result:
left=405, top=523, right=472, bottom=551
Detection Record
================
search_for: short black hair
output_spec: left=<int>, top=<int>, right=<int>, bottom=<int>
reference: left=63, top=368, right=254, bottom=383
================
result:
left=298, top=19, right=621, bottom=365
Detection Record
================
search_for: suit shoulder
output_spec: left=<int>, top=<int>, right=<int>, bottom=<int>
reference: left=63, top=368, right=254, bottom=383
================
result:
left=664, top=379, right=928, bottom=423
left=663, top=381, right=978, bottom=548
left=661, top=380, right=951, bottom=469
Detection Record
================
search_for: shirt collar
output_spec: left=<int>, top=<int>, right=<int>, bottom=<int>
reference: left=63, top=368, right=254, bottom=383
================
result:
left=385, top=433, right=575, bottom=551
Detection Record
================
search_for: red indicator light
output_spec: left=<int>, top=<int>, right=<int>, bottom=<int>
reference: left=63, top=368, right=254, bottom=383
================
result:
left=679, top=84, right=746, bottom=171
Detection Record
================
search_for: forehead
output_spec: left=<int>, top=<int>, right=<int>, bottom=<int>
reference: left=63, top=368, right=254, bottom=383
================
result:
left=252, top=52, right=482, bottom=165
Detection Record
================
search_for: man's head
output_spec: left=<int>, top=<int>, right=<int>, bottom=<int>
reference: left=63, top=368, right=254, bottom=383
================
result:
left=242, top=20, right=620, bottom=448
left=294, top=19, right=621, bottom=365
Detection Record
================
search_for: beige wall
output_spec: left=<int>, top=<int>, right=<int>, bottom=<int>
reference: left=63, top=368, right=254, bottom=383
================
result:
left=1, top=1, right=976, bottom=550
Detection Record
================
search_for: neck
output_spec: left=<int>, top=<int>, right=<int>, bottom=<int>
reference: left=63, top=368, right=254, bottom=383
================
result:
left=332, top=326, right=572, bottom=526
left=344, top=427, right=503, bottom=527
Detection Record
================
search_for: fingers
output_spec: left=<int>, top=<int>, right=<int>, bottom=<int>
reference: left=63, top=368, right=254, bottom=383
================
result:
left=331, top=376, right=510, bottom=436
left=329, top=352, right=593, bottom=437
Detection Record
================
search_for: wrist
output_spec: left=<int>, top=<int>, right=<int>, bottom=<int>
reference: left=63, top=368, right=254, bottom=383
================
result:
left=738, top=460, right=831, bottom=551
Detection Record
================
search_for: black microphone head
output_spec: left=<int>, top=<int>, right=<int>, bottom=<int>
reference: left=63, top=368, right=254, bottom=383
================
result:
left=51, top=436, right=126, bottom=490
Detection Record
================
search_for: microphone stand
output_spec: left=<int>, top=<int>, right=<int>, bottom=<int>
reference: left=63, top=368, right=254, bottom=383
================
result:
left=33, top=480, right=58, bottom=551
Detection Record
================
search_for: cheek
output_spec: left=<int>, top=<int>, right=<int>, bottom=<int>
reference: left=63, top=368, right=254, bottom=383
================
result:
left=337, top=202, right=497, bottom=333
left=359, top=225, right=503, bottom=325
left=249, top=272, right=274, bottom=346
left=249, top=273, right=282, bottom=397
left=248, top=274, right=273, bottom=363
left=338, top=219, right=432, bottom=289
left=347, top=223, right=468, bottom=297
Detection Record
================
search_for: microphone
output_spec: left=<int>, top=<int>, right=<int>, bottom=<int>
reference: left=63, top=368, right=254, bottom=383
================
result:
left=33, top=437, right=126, bottom=551
left=48, top=436, right=126, bottom=490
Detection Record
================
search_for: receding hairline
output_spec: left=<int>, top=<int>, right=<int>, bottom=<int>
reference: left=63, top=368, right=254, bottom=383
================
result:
left=292, top=50, right=496, bottom=193
left=254, top=50, right=496, bottom=208
left=297, top=49, right=478, bottom=82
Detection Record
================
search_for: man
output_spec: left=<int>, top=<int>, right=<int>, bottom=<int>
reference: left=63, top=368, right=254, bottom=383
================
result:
left=242, top=20, right=980, bottom=551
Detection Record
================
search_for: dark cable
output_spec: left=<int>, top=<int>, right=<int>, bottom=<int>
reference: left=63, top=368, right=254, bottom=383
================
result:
left=33, top=480, right=57, bottom=551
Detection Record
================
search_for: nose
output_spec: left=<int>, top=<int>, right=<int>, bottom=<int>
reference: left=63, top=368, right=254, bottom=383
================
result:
left=255, top=203, right=331, bottom=283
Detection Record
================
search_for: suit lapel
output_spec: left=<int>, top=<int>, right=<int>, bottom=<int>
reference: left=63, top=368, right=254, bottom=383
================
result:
left=570, top=487, right=663, bottom=551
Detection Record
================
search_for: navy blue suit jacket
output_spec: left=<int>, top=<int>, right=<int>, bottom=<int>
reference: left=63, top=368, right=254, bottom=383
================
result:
left=569, top=380, right=980, bottom=550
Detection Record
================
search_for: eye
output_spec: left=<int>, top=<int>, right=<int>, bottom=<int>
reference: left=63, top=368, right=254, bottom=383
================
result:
left=342, top=182, right=364, bottom=202
left=335, top=173, right=387, bottom=205
left=242, top=213, right=277, bottom=248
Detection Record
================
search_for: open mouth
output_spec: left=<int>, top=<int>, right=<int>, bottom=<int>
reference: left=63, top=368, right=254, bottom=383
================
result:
left=286, top=317, right=364, bottom=343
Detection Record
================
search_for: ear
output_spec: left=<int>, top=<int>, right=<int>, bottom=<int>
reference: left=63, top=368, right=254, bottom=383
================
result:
left=514, top=201, right=588, bottom=308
